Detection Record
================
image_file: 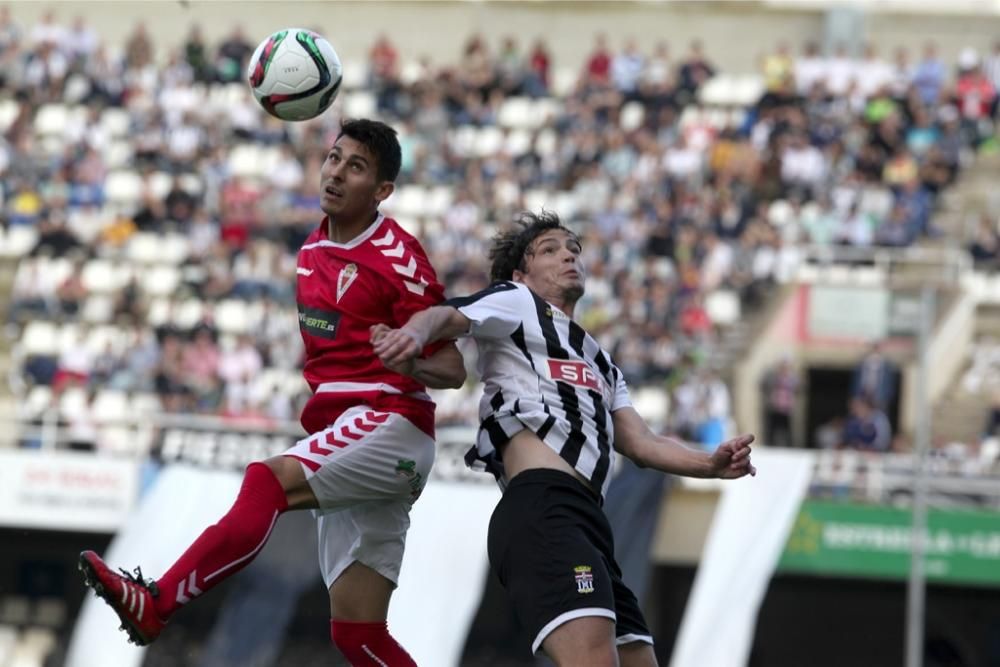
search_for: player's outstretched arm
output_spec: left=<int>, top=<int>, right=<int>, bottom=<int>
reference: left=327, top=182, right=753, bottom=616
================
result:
left=372, top=306, right=472, bottom=368
left=370, top=331, right=466, bottom=389
left=612, top=406, right=756, bottom=479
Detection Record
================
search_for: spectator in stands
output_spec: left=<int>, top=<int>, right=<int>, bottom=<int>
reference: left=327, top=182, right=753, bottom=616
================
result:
left=761, top=356, right=800, bottom=448
left=526, top=38, right=550, bottom=95
left=65, top=15, right=98, bottom=66
left=912, top=41, right=945, bottom=106
left=611, top=38, right=645, bottom=100
left=676, top=39, right=715, bottom=103
left=851, top=341, right=898, bottom=412
left=955, top=50, right=996, bottom=145
left=123, top=21, right=153, bottom=71
left=841, top=394, right=892, bottom=452
left=584, top=33, right=612, bottom=86
left=215, top=24, right=253, bottom=83
left=969, top=213, right=1000, bottom=269
left=183, top=23, right=213, bottom=83
left=982, top=389, right=1000, bottom=444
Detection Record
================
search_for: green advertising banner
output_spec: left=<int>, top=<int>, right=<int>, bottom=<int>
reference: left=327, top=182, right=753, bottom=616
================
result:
left=778, top=500, right=1000, bottom=587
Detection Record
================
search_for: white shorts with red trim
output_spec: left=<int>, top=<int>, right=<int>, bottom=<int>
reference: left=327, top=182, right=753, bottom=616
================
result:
left=283, top=404, right=435, bottom=588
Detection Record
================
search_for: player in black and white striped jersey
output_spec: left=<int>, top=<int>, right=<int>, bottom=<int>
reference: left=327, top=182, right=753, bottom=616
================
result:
left=372, top=210, right=755, bottom=666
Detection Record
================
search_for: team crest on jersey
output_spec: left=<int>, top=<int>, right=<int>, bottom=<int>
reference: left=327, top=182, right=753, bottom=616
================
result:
left=574, top=565, right=594, bottom=594
left=336, top=263, right=358, bottom=303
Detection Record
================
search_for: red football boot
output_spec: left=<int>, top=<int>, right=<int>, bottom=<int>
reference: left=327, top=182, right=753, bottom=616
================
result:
left=78, top=550, right=167, bottom=646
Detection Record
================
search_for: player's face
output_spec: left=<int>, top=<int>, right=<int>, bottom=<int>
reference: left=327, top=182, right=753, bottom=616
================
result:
left=516, top=229, right=586, bottom=305
left=320, top=136, right=394, bottom=222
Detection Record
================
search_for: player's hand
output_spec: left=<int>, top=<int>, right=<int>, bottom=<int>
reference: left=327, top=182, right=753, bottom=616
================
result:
left=708, top=434, right=756, bottom=479
left=372, top=327, right=424, bottom=369
left=369, top=323, right=392, bottom=344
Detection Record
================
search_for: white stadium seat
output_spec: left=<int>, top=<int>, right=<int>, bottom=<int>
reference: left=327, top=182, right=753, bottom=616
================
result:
left=0, top=225, right=38, bottom=258
left=620, top=101, right=645, bottom=132
left=126, top=232, right=161, bottom=264
left=343, top=91, right=377, bottom=119
left=92, top=391, right=129, bottom=422
left=214, top=299, right=250, bottom=334
left=104, top=170, right=144, bottom=207
left=340, top=61, right=367, bottom=90
left=141, top=265, right=181, bottom=297
left=705, top=289, right=741, bottom=325
left=505, top=128, right=532, bottom=156
left=474, top=126, right=504, bottom=157
left=19, top=321, right=58, bottom=357
left=498, top=97, right=534, bottom=129
left=173, top=299, right=205, bottom=329
left=0, top=99, right=20, bottom=133
left=33, top=104, right=68, bottom=137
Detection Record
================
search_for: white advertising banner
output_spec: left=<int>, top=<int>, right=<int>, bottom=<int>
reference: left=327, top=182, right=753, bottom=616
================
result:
left=0, top=449, right=139, bottom=533
left=670, top=448, right=816, bottom=667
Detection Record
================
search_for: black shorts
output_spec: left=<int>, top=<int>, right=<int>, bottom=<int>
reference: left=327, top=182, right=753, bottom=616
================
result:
left=487, top=468, right=653, bottom=655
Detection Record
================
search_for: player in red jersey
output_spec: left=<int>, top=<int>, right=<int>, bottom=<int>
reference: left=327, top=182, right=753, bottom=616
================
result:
left=79, top=119, right=465, bottom=666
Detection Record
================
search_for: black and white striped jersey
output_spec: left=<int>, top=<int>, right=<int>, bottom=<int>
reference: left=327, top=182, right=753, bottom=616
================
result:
left=447, top=281, right=631, bottom=499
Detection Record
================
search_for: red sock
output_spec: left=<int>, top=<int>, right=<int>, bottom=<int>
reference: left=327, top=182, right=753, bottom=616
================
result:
left=153, top=462, right=288, bottom=619
left=330, top=620, right=417, bottom=666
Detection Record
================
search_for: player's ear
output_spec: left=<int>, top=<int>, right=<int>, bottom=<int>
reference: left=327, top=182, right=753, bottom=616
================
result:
left=374, top=181, right=394, bottom=205
left=511, top=268, right=526, bottom=283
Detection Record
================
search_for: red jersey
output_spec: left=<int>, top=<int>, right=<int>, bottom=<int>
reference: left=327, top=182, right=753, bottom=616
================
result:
left=296, top=214, right=445, bottom=437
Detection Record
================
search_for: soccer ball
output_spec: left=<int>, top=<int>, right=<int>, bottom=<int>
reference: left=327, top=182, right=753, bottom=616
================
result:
left=247, top=28, right=343, bottom=121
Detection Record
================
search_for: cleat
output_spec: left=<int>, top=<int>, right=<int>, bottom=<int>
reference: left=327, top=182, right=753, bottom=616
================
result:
left=78, top=551, right=167, bottom=646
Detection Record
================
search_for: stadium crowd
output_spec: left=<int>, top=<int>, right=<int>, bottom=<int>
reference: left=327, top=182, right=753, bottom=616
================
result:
left=2, top=10, right=998, bottom=453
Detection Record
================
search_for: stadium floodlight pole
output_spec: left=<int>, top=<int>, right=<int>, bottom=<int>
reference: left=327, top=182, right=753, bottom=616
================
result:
left=905, top=286, right=934, bottom=667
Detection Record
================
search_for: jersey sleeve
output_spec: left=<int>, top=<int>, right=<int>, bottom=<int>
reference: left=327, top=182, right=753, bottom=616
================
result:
left=609, top=363, right=632, bottom=412
left=445, top=281, right=525, bottom=339
left=389, top=238, right=448, bottom=355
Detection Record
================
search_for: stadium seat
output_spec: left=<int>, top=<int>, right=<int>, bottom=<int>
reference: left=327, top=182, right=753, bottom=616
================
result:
left=387, top=184, right=429, bottom=218
left=620, top=101, right=645, bottom=132
left=99, top=107, right=131, bottom=138
left=131, top=393, right=163, bottom=416
left=498, top=97, right=534, bottom=129
left=141, top=265, right=181, bottom=297
left=853, top=267, right=887, bottom=287
left=505, top=128, right=533, bottom=156
left=0, top=225, right=38, bottom=258
left=215, top=299, right=251, bottom=334
left=146, top=298, right=171, bottom=327
left=425, top=186, right=454, bottom=217
left=0, top=597, right=30, bottom=625
left=448, top=125, right=478, bottom=158
left=0, top=624, right=16, bottom=666
left=228, top=144, right=265, bottom=179
left=82, top=259, right=131, bottom=293
left=343, top=91, right=377, bottom=119
left=340, top=61, right=367, bottom=90
left=23, top=386, right=53, bottom=419
left=631, top=386, right=670, bottom=428
left=19, top=321, right=59, bottom=357
left=173, top=299, right=205, bottom=329
left=474, top=126, right=504, bottom=157
left=59, top=387, right=89, bottom=420
left=534, top=128, right=557, bottom=157
left=102, top=140, right=135, bottom=169
left=732, top=74, right=765, bottom=106
left=12, top=627, right=57, bottom=667
left=705, top=289, right=741, bottom=325
left=92, top=391, right=128, bottom=423
left=399, top=60, right=424, bottom=86
left=103, top=170, right=144, bottom=207
left=126, top=232, right=162, bottom=264
left=148, top=171, right=174, bottom=200
left=550, top=67, right=578, bottom=97
left=33, top=104, right=69, bottom=137
left=0, top=99, right=20, bottom=133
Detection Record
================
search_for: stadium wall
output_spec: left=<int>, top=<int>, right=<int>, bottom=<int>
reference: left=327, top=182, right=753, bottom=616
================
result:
left=7, top=1, right=1000, bottom=76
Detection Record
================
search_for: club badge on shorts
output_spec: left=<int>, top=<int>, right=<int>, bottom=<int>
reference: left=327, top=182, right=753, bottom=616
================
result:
left=336, top=263, right=358, bottom=302
left=574, top=565, right=594, bottom=594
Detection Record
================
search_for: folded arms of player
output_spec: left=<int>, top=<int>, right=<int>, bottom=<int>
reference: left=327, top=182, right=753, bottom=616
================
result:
left=370, top=310, right=469, bottom=389
left=612, top=406, right=756, bottom=479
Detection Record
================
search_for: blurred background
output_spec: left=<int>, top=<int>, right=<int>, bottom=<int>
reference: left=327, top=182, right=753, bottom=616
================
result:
left=1, top=0, right=1000, bottom=665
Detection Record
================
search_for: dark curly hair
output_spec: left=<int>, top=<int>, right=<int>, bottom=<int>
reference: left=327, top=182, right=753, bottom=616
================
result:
left=488, top=211, right=579, bottom=283
left=335, top=118, right=401, bottom=183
